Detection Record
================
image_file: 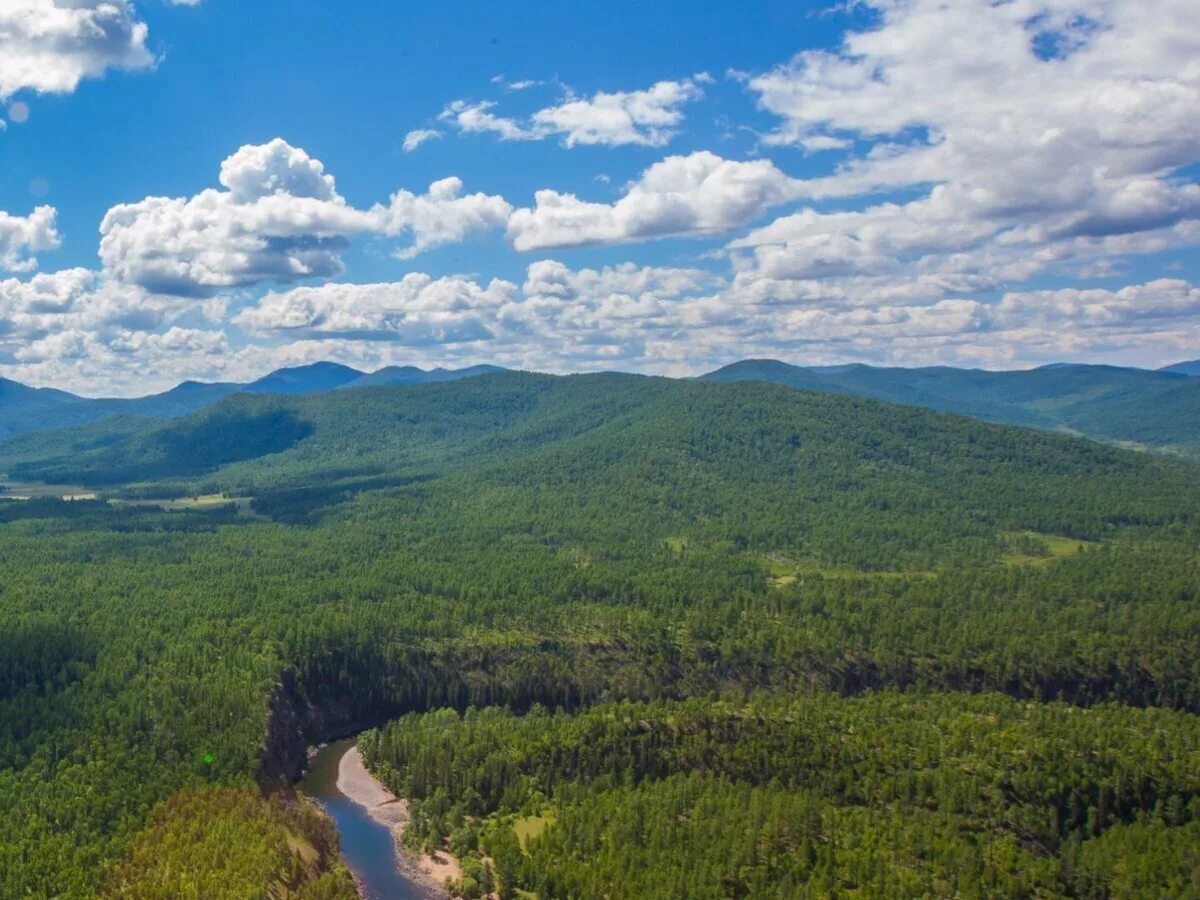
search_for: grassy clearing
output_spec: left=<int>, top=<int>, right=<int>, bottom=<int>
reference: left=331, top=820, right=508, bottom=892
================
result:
left=0, top=480, right=98, bottom=501
left=109, top=494, right=256, bottom=514
left=1001, top=530, right=1098, bottom=567
left=514, top=813, right=556, bottom=851
left=665, top=537, right=688, bottom=554
left=763, top=553, right=933, bottom=587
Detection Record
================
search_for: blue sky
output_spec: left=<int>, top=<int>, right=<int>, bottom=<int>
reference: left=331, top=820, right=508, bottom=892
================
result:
left=1, top=0, right=1198, bottom=394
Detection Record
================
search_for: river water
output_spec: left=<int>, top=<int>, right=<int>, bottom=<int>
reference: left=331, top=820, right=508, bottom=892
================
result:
left=298, top=739, right=435, bottom=900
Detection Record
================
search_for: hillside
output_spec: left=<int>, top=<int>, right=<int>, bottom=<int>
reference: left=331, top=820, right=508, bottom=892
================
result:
left=1161, top=359, right=1200, bottom=376
left=2, top=373, right=1200, bottom=897
left=2, top=373, right=1194, bottom=561
left=703, top=359, right=1200, bottom=454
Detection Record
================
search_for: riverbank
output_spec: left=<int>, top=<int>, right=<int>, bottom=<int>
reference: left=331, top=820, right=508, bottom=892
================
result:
left=334, top=744, right=463, bottom=894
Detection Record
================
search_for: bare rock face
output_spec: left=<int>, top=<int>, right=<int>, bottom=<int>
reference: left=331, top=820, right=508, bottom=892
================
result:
left=259, top=667, right=389, bottom=784
left=259, top=669, right=307, bottom=784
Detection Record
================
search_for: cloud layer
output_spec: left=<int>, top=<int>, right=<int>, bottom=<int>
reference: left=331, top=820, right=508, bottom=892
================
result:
left=4, top=1, right=1200, bottom=393
left=733, top=0, right=1200, bottom=289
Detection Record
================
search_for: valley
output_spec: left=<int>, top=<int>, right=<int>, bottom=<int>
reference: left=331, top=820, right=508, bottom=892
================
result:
left=7, top=1, right=1200, bottom=895
left=0, top=370, right=1198, bottom=896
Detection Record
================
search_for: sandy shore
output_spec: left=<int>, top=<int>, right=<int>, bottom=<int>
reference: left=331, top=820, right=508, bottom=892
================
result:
left=336, top=745, right=463, bottom=891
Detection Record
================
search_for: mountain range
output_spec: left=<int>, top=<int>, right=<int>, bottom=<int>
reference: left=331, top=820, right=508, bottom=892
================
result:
left=701, top=358, right=1200, bottom=455
left=0, top=363, right=505, bottom=441
left=1, top=357, right=1198, bottom=458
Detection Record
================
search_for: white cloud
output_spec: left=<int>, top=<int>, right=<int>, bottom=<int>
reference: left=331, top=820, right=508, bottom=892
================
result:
left=0, top=205, right=60, bottom=272
left=98, top=139, right=377, bottom=296
left=97, top=139, right=518, bottom=295
left=507, top=151, right=804, bottom=251
left=441, top=75, right=709, bottom=148
left=373, top=177, right=512, bottom=259
left=225, top=262, right=1200, bottom=375
left=6, top=255, right=1200, bottom=393
left=0, top=266, right=230, bottom=395
left=491, top=75, right=542, bottom=92
left=0, top=0, right=155, bottom=99
left=402, top=128, right=442, bottom=152
left=0, top=268, right=189, bottom=339
left=439, top=100, right=533, bottom=141
left=733, top=0, right=1200, bottom=289
left=218, top=139, right=338, bottom=203
left=530, top=77, right=708, bottom=147
left=234, top=274, right=517, bottom=345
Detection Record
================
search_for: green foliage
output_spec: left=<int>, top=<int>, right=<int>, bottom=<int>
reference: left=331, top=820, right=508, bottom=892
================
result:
left=704, top=358, right=1200, bottom=456
left=100, top=788, right=358, bottom=899
left=360, top=693, right=1200, bottom=898
left=0, top=374, right=1198, bottom=896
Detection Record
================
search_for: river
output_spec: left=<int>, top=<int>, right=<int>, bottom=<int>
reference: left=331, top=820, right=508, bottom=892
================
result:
left=298, top=739, right=437, bottom=900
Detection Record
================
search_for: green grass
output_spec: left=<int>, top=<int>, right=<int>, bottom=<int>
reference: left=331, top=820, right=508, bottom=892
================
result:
left=514, top=813, right=557, bottom=850
left=1001, top=530, right=1098, bottom=567
left=109, top=493, right=256, bottom=514
left=0, top=480, right=98, bottom=500
left=763, top=552, right=934, bottom=586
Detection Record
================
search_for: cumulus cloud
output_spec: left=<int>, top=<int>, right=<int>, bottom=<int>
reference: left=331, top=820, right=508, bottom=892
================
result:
left=0, top=206, right=60, bottom=272
left=507, top=151, right=804, bottom=251
left=223, top=261, right=1200, bottom=376
left=0, top=268, right=190, bottom=339
left=98, top=139, right=517, bottom=294
left=234, top=274, right=517, bottom=345
left=440, top=76, right=709, bottom=148
left=99, top=139, right=377, bottom=296
left=7, top=255, right=1200, bottom=393
left=734, top=0, right=1200, bottom=288
left=374, top=177, right=513, bottom=259
left=0, top=266, right=232, bottom=393
left=530, top=77, right=709, bottom=147
left=231, top=261, right=724, bottom=371
left=0, top=0, right=155, bottom=99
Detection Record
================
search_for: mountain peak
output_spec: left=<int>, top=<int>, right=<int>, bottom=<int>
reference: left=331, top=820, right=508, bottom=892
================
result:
left=1160, top=359, right=1200, bottom=377
left=244, top=362, right=367, bottom=395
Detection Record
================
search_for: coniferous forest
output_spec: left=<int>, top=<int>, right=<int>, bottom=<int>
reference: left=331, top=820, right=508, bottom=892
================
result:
left=1, top=373, right=1199, bottom=897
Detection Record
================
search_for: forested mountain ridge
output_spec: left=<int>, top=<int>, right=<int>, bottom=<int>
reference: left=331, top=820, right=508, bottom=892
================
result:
left=4, top=372, right=1196, bottom=530
left=4, top=355, right=1200, bottom=452
left=1161, top=359, right=1200, bottom=376
left=702, top=358, right=1200, bottom=455
left=1, top=373, right=1199, bottom=896
left=0, top=363, right=506, bottom=441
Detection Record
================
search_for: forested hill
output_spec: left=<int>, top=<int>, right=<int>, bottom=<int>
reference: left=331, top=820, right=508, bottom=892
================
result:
left=702, top=358, right=1200, bottom=456
left=5, top=356, right=1200, bottom=454
left=3, top=372, right=1200, bottom=896
left=3, top=373, right=1195, bottom=531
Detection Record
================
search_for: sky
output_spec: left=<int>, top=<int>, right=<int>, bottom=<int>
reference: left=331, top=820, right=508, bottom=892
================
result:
left=1, top=0, right=1199, bottom=396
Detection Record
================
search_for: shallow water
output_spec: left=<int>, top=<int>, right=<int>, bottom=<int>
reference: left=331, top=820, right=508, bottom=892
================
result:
left=298, top=739, right=434, bottom=900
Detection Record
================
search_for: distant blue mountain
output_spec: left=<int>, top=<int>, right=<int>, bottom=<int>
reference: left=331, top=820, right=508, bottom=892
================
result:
left=3, top=358, right=1198, bottom=455
left=244, top=362, right=366, bottom=395
left=1161, top=359, right=1200, bottom=376
left=0, top=363, right=509, bottom=442
left=701, top=359, right=1200, bottom=454
left=0, top=377, right=80, bottom=411
left=343, top=364, right=506, bottom=389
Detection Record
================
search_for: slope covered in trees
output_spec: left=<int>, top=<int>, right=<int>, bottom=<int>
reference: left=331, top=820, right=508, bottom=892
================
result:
left=0, top=374, right=1198, bottom=896
left=703, top=359, right=1200, bottom=455
left=359, top=694, right=1200, bottom=898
